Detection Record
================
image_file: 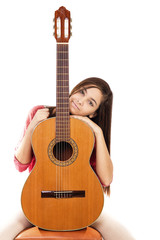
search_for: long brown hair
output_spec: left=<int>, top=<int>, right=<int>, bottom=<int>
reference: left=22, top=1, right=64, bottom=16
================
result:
left=48, top=77, right=113, bottom=195
left=70, top=77, right=113, bottom=154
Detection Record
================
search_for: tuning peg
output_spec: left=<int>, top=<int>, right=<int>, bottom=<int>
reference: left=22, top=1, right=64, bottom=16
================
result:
left=53, top=24, right=55, bottom=29
left=53, top=18, right=55, bottom=22
left=70, top=18, right=72, bottom=22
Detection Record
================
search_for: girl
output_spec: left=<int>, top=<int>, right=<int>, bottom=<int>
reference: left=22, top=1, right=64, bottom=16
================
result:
left=0, top=77, right=135, bottom=240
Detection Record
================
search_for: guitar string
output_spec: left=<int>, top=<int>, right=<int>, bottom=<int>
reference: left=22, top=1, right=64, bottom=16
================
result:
left=56, top=43, right=57, bottom=198
left=62, top=43, right=63, bottom=198
left=60, top=43, right=62, bottom=198
left=67, top=43, right=70, bottom=199
left=64, top=43, right=67, bottom=199
left=62, top=43, right=65, bottom=198
left=66, top=43, right=68, bottom=199
left=64, top=43, right=66, bottom=199
left=56, top=43, right=58, bottom=198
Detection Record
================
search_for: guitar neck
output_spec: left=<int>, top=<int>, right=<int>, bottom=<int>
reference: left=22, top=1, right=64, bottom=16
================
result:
left=56, top=43, right=70, bottom=141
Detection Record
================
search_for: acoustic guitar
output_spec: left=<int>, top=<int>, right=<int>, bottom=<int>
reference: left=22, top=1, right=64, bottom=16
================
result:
left=21, top=6, right=104, bottom=231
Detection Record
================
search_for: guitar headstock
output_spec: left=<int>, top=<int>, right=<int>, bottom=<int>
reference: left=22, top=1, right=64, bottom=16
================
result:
left=54, top=6, right=71, bottom=43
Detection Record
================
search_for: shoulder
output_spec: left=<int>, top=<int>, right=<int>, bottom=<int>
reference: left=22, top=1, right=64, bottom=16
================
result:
left=25, top=105, right=45, bottom=129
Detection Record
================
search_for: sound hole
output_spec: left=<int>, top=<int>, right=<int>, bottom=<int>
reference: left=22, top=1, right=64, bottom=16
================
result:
left=53, top=141, right=73, bottom=161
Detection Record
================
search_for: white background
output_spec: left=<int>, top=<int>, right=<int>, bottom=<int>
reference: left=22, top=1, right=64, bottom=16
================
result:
left=0, top=0, right=160, bottom=239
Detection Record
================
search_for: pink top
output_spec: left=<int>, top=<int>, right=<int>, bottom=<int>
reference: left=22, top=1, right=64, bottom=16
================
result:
left=14, top=105, right=107, bottom=187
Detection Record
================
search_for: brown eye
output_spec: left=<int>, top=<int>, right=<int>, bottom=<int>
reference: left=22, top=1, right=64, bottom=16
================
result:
left=89, top=101, right=94, bottom=107
left=80, top=89, right=85, bottom=95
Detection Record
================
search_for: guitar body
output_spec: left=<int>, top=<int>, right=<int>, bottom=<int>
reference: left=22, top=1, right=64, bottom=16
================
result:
left=21, top=117, right=104, bottom=231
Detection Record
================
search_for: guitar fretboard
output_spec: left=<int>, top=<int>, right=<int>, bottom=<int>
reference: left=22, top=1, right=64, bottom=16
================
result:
left=56, top=43, right=70, bottom=141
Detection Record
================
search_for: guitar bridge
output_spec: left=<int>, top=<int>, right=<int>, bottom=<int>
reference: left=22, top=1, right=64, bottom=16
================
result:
left=41, top=190, right=85, bottom=198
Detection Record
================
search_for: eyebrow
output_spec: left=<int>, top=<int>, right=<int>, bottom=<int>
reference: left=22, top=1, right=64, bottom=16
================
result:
left=84, top=88, right=97, bottom=106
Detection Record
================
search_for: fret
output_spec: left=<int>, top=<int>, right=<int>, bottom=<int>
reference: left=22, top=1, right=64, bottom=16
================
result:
left=57, top=66, right=68, bottom=68
left=56, top=123, right=70, bottom=125
left=57, top=44, right=68, bottom=49
left=55, top=124, right=70, bottom=127
left=55, top=129, right=70, bottom=132
left=56, top=116, right=69, bottom=118
left=56, top=134, right=70, bottom=136
left=56, top=123, right=69, bottom=125
left=56, top=133, right=70, bottom=135
left=57, top=80, right=69, bottom=82
left=57, top=53, right=68, bottom=58
left=57, top=59, right=68, bottom=61
left=56, top=128, right=70, bottom=131
left=56, top=96, right=69, bottom=100
left=56, top=91, right=69, bottom=93
left=56, top=83, right=69, bottom=86
left=57, top=51, right=68, bottom=53
left=56, top=115, right=70, bottom=117
left=56, top=97, right=69, bottom=100
left=56, top=91, right=69, bottom=94
left=56, top=136, right=70, bottom=139
left=56, top=106, right=69, bottom=108
left=56, top=135, right=70, bottom=138
left=57, top=73, right=69, bottom=76
left=56, top=125, right=70, bottom=128
left=57, top=101, right=69, bottom=103
left=56, top=108, right=69, bottom=110
left=56, top=121, right=70, bottom=123
left=57, top=69, right=68, bottom=74
left=56, top=110, right=69, bottom=112
left=57, top=61, right=68, bottom=65
left=56, top=111, right=69, bottom=113
left=56, top=112, right=69, bottom=115
left=56, top=95, right=69, bottom=98
left=57, top=76, right=69, bottom=80
left=57, top=64, right=68, bottom=68
left=55, top=138, right=70, bottom=142
left=56, top=96, right=69, bottom=98
left=57, top=91, right=69, bottom=93
left=57, top=104, right=69, bottom=106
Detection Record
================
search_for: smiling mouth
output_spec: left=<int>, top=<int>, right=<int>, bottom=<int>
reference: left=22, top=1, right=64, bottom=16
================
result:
left=72, top=101, right=80, bottom=110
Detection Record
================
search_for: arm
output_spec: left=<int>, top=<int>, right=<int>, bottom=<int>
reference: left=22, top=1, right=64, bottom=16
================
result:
left=71, top=116, right=113, bottom=186
left=94, top=127, right=113, bottom=186
left=15, top=108, right=49, bottom=165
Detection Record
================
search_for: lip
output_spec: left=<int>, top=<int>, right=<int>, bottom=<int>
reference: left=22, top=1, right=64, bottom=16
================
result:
left=72, top=101, right=80, bottom=110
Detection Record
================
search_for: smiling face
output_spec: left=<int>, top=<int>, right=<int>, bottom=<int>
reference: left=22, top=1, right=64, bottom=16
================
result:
left=69, top=86, right=103, bottom=118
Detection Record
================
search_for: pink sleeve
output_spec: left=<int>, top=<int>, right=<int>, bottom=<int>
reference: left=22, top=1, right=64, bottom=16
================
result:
left=14, top=105, right=44, bottom=172
left=14, top=156, right=31, bottom=172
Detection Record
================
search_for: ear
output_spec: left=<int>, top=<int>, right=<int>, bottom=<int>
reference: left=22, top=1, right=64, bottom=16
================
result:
left=89, top=112, right=97, bottom=118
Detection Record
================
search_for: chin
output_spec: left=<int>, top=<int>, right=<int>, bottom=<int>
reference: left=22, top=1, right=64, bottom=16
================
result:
left=69, top=107, right=77, bottom=115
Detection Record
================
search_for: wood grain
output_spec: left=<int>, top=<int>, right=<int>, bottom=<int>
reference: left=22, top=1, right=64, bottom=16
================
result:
left=21, top=117, right=104, bottom=231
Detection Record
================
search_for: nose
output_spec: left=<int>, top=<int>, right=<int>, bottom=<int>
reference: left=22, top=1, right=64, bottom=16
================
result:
left=77, top=98, right=84, bottom=106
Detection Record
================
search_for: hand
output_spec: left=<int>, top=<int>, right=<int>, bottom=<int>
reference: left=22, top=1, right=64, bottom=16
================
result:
left=71, top=115, right=102, bottom=136
left=29, top=108, right=50, bottom=131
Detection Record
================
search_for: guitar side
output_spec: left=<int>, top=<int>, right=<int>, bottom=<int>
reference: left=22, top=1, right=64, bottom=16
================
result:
left=21, top=117, right=104, bottom=231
